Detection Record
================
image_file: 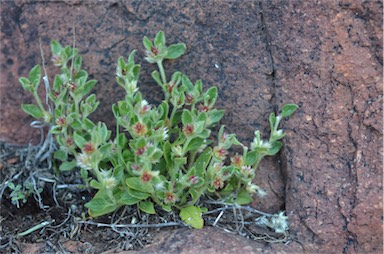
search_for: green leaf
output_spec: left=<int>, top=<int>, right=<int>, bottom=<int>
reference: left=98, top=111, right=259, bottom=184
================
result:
left=118, top=192, right=140, bottom=205
left=166, top=43, right=187, bottom=59
left=53, top=75, right=63, bottom=91
left=236, top=189, right=253, bottom=205
left=50, top=40, right=62, bottom=55
left=158, top=101, right=169, bottom=120
left=184, top=137, right=204, bottom=152
left=89, top=179, right=102, bottom=189
left=139, top=201, right=156, bottom=214
left=266, top=141, right=282, bottom=156
left=189, top=188, right=200, bottom=202
left=193, top=148, right=212, bottom=177
left=181, top=74, right=194, bottom=91
left=281, top=104, right=298, bottom=117
left=151, top=70, right=162, bottom=86
left=85, top=197, right=118, bottom=217
left=181, top=110, right=193, bottom=125
left=8, top=182, right=15, bottom=190
left=205, top=86, right=217, bottom=106
left=126, top=188, right=150, bottom=200
left=54, top=150, right=68, bottom=161
left=245, top=150, right=257, bottom=166
left=82, top=80, right=97, bottom=96
left=21, top=104, right=43, bottom=119
left=19, top=77, right=33, bottom=93
left=163, top=141, right=173, bottom=168
left=154, top=31, right=165, bottom=47
left=73, top=132, right=87, bottom=148
left=174, top=157, right=187, bottom=166
left=59, top=160, right=77, bottom=171
left=180, top=206, right=204, bottom=229
left=126, top=177, right=154, bottom=193
left=269, top=112, right=276, bottom=131
left=117, top=133, right=127, bottom=148
left=99, top=143, right=112, bottom=158
left=73, top=55, right=82, bottom=72
left=71, top=119, right=82, bottom=130
left=197, top=129, right=211, bottom=139
left=207, top=109, right=224, bottom=125
left=29, top=65, right=41, bottom=88
left=83, top=118, right=95, bottom=130
left=161, top=205, right=172, bottom=212
left=143, top=36, right=153, bottom=51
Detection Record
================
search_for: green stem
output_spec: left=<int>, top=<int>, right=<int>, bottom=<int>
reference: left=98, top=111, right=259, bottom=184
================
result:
left=183, top=137, right=192, bottom=154
left=33, top=91, right=46, bottom=113
left=252, top=154, right=264, bottom=170
left=188, top=187, right=206, bottom=205
left=169, top=105, right=178, bottom=128
left=157, top=60, right=167, bottom=86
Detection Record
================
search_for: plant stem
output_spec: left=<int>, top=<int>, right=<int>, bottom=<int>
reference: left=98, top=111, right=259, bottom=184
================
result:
left=157, top=60, right=167, bottom=86
left=33, top=91, right=46, bottom=113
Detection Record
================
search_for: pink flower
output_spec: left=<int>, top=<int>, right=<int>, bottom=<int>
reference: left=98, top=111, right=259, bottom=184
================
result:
left=183, top=124, right=194, bottom=136
left=132, top=122, right=147, bottom=136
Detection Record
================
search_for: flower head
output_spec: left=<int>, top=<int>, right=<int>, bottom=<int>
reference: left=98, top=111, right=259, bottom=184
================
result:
left=140, top=170, right=159, bottom=183
left=83, top=142, right=95, bottom=154
left=132, top=122, right=147, bottom=136
left=213, top=146, right=228, bottom=159
left=100, top=170, right=117, bottom=189
left=198, top=104, right=210, bottom=112
left=183, top=124, right=194, bottom=137
left=246, top=183, right=267, bottom=198
left=189, top=175, right=199, bottom=185
left=231, top=154, right=244, bottom=168
left=56, top=116, right=66, bottom=127
left=241, top=166, right=254, bottom=178
left=135, top=143, right=149, bottom=156
left=211, top=176, right=224, bottom=190
left=161, top=127, right=168, bottom=140
left=76, top=153, right=93, bottom=170
left=164, top=192, right=177, bottom=204
left=139, top=100, right=151, bottom=115
left=131, top=163, right=141, bottom=172
left=185, top=93, right=194, bottom=104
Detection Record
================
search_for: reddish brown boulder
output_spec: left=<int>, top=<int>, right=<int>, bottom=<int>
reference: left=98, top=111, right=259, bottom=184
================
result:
left=262, top=0, right=383, bottom=253
left=0, top=0, right=382, bottom=253
left=119, top=227, right=303, bottom=254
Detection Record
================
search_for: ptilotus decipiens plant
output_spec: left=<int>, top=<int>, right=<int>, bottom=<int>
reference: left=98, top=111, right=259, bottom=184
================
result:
left=19, top=31, right=297, bottom=230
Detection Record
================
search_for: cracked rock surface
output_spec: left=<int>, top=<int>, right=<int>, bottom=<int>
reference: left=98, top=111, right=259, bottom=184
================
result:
left=1, top=0, right=382, bottom=253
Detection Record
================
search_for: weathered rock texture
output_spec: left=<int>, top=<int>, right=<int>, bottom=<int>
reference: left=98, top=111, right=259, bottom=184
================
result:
left=261, top=1, right=383, bottom=253
left=0, top=0, right=382, bottom=253
left=120, top=227, right=303, bottom=254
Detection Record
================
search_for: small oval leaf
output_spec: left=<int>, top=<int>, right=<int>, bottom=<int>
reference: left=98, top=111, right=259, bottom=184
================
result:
left=180, top=206, right=204, bottom=229
left=139, top=201, right=156, bottom=214
left=165, top=43, right=187, bottom=59
left=21, top=104, right=43, bottom=119
left=281, top=104, right=298, bottom=117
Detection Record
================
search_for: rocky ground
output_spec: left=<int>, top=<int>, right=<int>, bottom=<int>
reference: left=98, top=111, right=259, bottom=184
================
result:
left=1, top=0, right=383, bottom=253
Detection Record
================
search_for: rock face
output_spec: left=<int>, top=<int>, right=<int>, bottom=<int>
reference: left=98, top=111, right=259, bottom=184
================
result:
left=261, top=1, right=383, bottom=253
left=0, top=0, right=382, bottom=253
left=120, top=227, right=303, bottom=254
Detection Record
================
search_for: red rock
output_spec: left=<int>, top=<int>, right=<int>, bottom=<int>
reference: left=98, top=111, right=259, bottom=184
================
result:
left=118, top=227, right=303, bottom=254
left=0, top=0, right=382, bottom=253
left=262, top=0, right=383, bottom=253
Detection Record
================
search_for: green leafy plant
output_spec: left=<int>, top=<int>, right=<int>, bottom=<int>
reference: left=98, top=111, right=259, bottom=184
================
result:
left=7, top=181, right=43, bottom=208
left=19, top=31, right=298, bottom=229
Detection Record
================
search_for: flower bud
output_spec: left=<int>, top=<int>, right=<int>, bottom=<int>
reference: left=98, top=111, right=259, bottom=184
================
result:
left=132, top=122, right=147, bottom=136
